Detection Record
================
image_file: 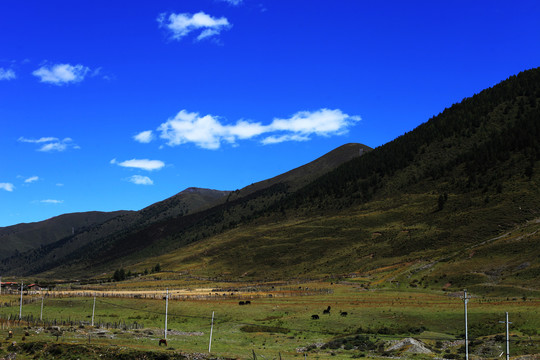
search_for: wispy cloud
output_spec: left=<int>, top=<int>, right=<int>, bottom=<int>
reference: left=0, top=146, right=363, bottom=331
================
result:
left=0, top=183, right=15, bottom=192
left=18, top=137, right=79, bottom=152
left=111, top=158, right=165, bottom=171
left=24, top=176, right=39, bottom=184
left=153, top=108, right=360, bottom=149
left=270, top=109, right=359, bottom=136
left=128, top=175, right=154, bottom=185
left=157, top=11, right=231, bottom=42
left=40, top=142, right=68, bottom=152
left=32, top=63, right=90, bottom=85
left=0, top=68, right=16, bottom=80
left=134, top=130, right=154, bottom=143
left=216, top=0, right=243, bottom=5
left=260, top=134, right=310, bottom=145
left=40, top=199, right=63, bottom=204
left=18, top=137, right=58, bottom=144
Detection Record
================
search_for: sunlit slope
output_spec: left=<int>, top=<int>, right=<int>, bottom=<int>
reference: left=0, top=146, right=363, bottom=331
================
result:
left=130, top=68, right=540, bottom=292
left=135, top=184, right=540, bottom=295
left=3, top=144, right=368, bottom=277
left=9, top=67, right=539, bottom=289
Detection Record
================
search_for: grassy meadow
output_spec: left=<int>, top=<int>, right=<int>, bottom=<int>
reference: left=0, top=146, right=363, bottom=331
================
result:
left=0, top=281, right=538, bottom=359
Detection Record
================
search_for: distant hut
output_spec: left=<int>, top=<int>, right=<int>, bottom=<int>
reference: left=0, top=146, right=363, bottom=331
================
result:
left=28, top=284, right=42, bottom=293
left=1, top=282, right=19, bottom=294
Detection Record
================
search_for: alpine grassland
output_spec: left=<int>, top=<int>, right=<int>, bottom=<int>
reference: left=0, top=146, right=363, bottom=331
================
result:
left=0, top=282, right=539, bottom=359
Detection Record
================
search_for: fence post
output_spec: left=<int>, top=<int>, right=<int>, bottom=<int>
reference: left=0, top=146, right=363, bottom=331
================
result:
left=208, top=311, right=214, bottom=353
left=92, top=296, right=96, bottom=327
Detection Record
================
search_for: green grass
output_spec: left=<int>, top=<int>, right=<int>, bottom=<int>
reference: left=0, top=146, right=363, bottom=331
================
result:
left=0, top=282, right=538, bottom=359
left=124, top=178, right=540, bottom=296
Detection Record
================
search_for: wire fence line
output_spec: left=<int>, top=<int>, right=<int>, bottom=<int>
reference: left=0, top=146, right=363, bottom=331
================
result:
left=0, top=313, right=144, bottom=331
left=0, top=295, right=537, bottom=344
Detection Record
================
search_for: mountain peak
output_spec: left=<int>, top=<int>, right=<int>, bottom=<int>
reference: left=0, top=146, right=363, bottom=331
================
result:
left=179, top=187, right=227, bottom=194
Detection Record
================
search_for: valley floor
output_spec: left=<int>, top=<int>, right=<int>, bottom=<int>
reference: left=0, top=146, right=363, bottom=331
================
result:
left=0, top=280, right=538, bottom=359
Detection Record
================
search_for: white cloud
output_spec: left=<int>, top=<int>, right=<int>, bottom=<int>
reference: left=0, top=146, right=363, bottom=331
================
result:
left=18, top=137, right=58, bottom=143
left=154, top=108, right=360, bottom=149
left=40, top=199, right=63, bottom=204
left=111, top=158, right=165, bottom=171
left=158, top=11, right=231, bottom=42
left=39, top=142, right=67, bottom=152
left=32, top=63, right=90, bottom=85
left=158, top=110, right=265, bottom=149
left=261, top=134, right=310, bottom=145
left=197, top=28, right=220, bottom=41
left=19, top=137, right=79, bottom=152
left=56, top=183, right=64, bottom=187
left=0, top=183, right=15, bottom=192
left=128, top=175, right=154, bottom=185
left=268, top=109, right=360, bottom=136
left=0, top=68, right=16, bottom=80
left=134, top=130, right=154, bottom=143
left=24, top=176, right=39, bottom=184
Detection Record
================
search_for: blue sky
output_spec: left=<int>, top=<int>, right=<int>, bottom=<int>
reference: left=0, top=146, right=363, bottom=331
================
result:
left=1, top=0, right=539, bottom=227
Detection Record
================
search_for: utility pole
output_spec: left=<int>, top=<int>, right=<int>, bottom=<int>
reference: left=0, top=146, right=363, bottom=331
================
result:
left=499, top=312, right=512, bottom=360
left=164, top=288, right=169, bottom=340
left=40, top=296, right=44, bottom=321
left=208, top=311, right=215, bottom=353
left=91, top=296, right=96, bottom=326
left=462, top=289, right=470, bottom=360
left=19, top=281, right=23, bottom=320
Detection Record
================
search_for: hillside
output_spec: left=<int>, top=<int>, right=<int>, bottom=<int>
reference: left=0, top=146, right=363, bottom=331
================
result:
left=0, top=211, right=129, bottom=259
left=0, top=187, right=229, bottom=276
left=1, top=144, right=368, bottom=277
left=4, top=68, right=539, bottom=294
left=228, top=143, right=371, bottom=200
left=125, top=67, right=539, bottom=294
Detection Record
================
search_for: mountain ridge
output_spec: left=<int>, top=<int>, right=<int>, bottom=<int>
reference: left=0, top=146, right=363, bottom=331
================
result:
left=3, top=68, right=539, bottom=294
left=122, top=67, right=540, bottom=293
left=1, top=143, right=370, bottom=277
left=0, top=211, right=130, bottom=259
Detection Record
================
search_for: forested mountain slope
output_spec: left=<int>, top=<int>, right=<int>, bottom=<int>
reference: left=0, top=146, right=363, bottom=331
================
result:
left=4, top=68, right=539, bottom=291
left=127, top=67, right=540, bottom=294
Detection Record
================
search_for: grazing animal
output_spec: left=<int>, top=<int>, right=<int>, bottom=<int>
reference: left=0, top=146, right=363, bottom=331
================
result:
left=239, top=301, right=245, bottom=305
left=323, top=306, right=331, bottom=314
left=8, top=330, right=13, bottom=338
left=159, top=339, right=167, bottom=346
left=245, top=300, right=251, bottom=305
left=311, top=314, right=319, bottom=320
left=340, top=311, right=348, bottom=317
